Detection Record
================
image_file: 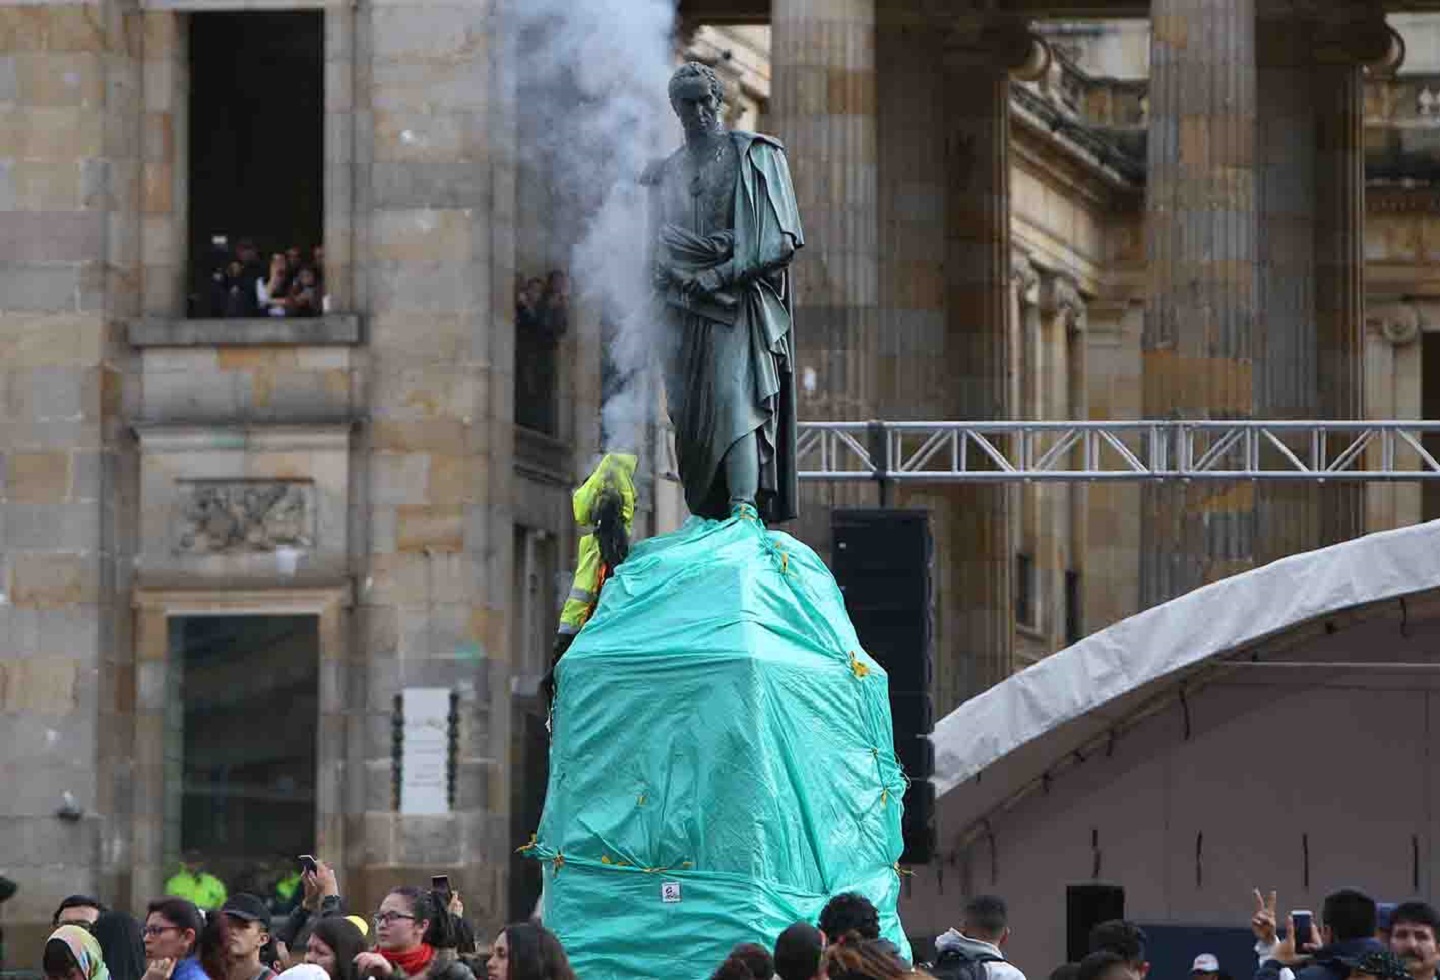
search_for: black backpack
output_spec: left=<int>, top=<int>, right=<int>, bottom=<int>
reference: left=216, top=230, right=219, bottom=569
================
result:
left=927, top=946, right=1004, bottom=980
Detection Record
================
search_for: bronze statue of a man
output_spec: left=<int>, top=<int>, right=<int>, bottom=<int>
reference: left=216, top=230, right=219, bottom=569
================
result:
left=644, top=62, right=804, bottom=523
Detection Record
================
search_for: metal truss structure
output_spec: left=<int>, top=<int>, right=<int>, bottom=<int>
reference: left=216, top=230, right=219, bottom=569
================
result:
left=795, top=420, right=1440, bottom=483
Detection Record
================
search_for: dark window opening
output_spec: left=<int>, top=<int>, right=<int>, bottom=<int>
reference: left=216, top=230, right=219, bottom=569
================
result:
left=508, top=698, right=549, bottom=921
left=188, top=12, right=324, bottom=319
left=1015, top=552, right=1036, bottom=628
left=515, top=271, right=570, bottom=436
left=1065, top=568, right=1082, bottom=645
left=168, top=615, right=318, bottom=897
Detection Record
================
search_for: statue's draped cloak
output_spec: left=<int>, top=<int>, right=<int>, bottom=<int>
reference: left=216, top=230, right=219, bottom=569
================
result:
left=646, top=131, right=805, bottom=523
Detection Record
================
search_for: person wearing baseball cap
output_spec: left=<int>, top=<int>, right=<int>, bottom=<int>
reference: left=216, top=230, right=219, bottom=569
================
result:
left=1192, top=955, right=1221, bottom=978
left=221, top=894, right=275, bottom=980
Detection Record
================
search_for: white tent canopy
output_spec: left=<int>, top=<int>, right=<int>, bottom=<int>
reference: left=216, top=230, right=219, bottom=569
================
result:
left=932, top=519, right=1440, bottom=800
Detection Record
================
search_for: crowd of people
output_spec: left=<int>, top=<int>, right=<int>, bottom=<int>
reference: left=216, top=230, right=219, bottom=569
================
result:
left=30, top=858, right=552, bottom=980
left=19, top=871, right=1440, bottom=980
left=202, top=239, right=327, bottom=319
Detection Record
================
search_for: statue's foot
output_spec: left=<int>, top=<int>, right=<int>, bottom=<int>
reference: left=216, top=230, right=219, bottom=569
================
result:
left=730, top=501, right=761, bottom=523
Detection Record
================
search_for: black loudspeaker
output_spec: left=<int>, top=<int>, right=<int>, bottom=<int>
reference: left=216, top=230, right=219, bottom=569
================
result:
left=831, top=509, right=934, bottom=865
left=1066, top=883, right=1126, bottom=963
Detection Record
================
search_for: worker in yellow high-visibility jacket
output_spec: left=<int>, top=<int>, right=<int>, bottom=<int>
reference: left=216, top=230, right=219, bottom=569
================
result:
left=545, top=453, right=637, bottom=702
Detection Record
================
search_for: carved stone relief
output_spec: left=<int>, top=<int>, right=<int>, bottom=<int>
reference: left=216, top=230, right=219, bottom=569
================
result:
left=175, top=481, right=314, bottom=554
left=1367, top=302, right=1422, bottom=346
left=1041, top=273, right=1087, bottom=334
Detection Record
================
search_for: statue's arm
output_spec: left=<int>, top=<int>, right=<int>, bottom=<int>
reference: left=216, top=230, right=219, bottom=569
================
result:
left=707, top=142, right=803, bottom=292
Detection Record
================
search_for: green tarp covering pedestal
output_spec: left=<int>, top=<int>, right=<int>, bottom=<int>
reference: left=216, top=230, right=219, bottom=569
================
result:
left=529, top=514, right=912, bottom=978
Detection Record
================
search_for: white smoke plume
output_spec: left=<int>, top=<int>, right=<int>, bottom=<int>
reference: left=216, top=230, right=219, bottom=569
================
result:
left=507, top=0, right=679, bottom=454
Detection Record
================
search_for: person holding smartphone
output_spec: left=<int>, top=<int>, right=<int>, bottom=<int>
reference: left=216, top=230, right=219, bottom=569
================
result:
left=273, top=858, right=343, bottom=961
left=1255, top=888, right=1388, bottom=980
left=353, top=888, right=472, bottom=980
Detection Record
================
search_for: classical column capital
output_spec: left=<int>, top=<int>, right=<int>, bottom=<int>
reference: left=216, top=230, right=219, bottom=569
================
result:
left=1040, top=273, right=1087, bottom=334
left=1311, top=5, right=1402, bottom=71
left=1367, top=301, right=1422, bottom=347
left=943, top=14, right=1052, bottom=81
left=1012, top=252, right=1040, bottom=304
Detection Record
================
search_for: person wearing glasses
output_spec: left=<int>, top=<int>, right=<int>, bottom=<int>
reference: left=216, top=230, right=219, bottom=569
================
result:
left=53, top=897, right=107, bottom=931
left=141, top=898, right=206, bottom=980
left=353, top=888, right=472, bottom=980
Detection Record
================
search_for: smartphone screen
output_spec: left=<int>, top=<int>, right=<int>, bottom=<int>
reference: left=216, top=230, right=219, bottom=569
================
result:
left=431, top=874, right=451, bottom=895
left=1292, top=910, right=1314, bottom=949
left=299, top=855, right=318, bottom=874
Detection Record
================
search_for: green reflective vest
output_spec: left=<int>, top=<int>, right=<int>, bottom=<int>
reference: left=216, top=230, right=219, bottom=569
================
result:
left=164, top=869, right=228, bottom=910
left=558, top=453, right=638, bottom=637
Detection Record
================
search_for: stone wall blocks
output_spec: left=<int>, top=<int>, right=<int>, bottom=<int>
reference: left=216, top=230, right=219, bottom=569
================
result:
left=373, top=108, right=490, bottom=165
left=369, top=260, right=483, bottom=316
left=371, top=419, right=468, bottom=454
left=13, top=51, right=104, bottom=108
left=0, top=8, right=108, bottom=56
left=0, top=656, right=82, bottom=716
left=10, top=553, right=98, bottom=608
left=5, top=160, right=81, bottom=211
left=139, top=367, right=243, bottom=421
left=371, top=208, right=473, bottom=263
left=398, top=814, right=462, bottom=865
left=360, top=811, right=398, bottom=866
left=369, top=163, right=490, bottom=210
left=396, top=605, right=460, bottom=663
left=4, top=503, right=99, bottom=550
left=0, top=106, right=103, bottom=159
left=364, top=553, right=430, bottom=606
left=0, top=211, right=105, bottom=263
left=0, top=713, right=93, bottom=767
left=369, top=7, right=487, bottom=65
left=370, top=451, right=429, bottom=505
left=395, top=504, right=464, bottom=553
left=140, top=11, right=180, bottom=60
left=30, top=365, right=92, bottom=421
left=0, top=54, right=16, bottom=102
left=6, top=450, right=71, bottom=503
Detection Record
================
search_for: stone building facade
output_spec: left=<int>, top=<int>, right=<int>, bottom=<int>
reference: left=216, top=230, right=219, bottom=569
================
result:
left=3, top=0, right=1440, bottom=960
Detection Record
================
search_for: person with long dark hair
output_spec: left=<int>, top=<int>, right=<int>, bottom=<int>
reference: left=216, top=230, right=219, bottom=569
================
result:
left=93, top=912, right=147, bottom=980
left=483, top=923, right=573, bottom=980
left=197, top=909, right=232, bottom=980
left=353, top=888, right=470, bottom=980
left=44, top=926, right=111, bottom=980
left=306, top=917, right=368, bottom=980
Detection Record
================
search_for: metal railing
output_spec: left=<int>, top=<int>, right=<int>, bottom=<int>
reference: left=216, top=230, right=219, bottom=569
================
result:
left=795, top=420, right=1440, bottom=483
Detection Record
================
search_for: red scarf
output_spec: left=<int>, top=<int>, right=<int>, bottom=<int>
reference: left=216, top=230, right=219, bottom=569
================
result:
left=381, top=944, right=435, bottom=978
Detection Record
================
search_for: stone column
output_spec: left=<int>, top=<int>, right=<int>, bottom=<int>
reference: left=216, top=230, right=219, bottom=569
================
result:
left=770, top=0, right=880, bottom=550
left=356, top=0, right=515, bottom=929
left=1040, top=274, right=1085, bottom=649
left=0, top=0, right=139, bottom=947
left=1141, top=0, right=1258, bottom=606
left=1254, top=7, right=1319, bottom=565
left=1364, top=302, right=1423, bottom=532
left=1314, top=6, right=1395, bottom=544
left=941, top=16, right=1047, bottom=698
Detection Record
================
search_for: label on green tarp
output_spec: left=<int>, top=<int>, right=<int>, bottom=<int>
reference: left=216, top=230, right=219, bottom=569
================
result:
left=529, top=514, right=913, bottom=978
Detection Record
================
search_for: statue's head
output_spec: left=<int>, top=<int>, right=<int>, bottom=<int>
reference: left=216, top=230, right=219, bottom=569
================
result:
left=669, top=62, right=725, bottom=138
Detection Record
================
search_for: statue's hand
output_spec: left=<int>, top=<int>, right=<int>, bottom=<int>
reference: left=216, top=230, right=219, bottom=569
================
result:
left=671, top=269, right=697, bottom=294
left=691, top=269, right=724, bottom=296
